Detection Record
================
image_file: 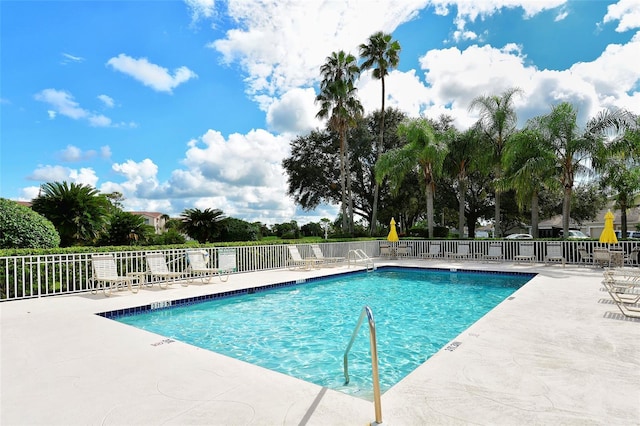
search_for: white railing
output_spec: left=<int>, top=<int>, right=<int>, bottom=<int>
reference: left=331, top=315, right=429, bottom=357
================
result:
left=0, top=241, right=379, bottom=301
left=1, top=240, right=638, bottom=301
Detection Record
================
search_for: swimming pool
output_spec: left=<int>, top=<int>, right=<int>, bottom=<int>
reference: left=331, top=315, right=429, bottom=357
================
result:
left=112, top=267, right=533, bottom=399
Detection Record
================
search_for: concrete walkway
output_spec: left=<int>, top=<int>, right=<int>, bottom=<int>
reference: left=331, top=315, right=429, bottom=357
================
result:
left=1, top=260, right=638, bottom=425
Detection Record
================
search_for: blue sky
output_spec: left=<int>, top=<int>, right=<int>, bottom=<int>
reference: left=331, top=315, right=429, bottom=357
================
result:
left=1, top=0, right=639, bottom=225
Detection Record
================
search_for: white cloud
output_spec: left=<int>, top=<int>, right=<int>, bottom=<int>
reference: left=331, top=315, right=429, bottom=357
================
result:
left=210, top=0, right=426, bottom=102
left=266, top=88, right=322, bottom=134
left=100, top=146, right=112, bottom=159
left=603, top=0, right=640, bottom=32
left=61, top=52, right=84, bottom=64
left=97, top=128, right=300, bottom=224
left=184, top=0, right=216, bottom=23
left=57, top=145, right=112, bottom=162
left=27, top=165, right=99, bottom=187
left=98, top=94, right=115, bottom=108
left=59, top=145, right=83, bottom=162
left=35, top=89, right=87, bottom=120
left=106, top=53, right=198, bottom=93
left=34, top=88, right=112, bottom=127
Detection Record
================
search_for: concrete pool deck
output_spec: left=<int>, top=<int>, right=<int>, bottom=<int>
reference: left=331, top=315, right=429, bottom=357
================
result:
left=1, top=259, right=639, bottom=425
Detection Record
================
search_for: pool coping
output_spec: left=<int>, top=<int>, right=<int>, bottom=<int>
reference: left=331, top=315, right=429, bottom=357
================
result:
left=1, top=259, right=639, bottom=425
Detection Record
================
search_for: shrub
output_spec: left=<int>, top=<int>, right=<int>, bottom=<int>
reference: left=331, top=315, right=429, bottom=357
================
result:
left=0, top=198, right=60, bottom=249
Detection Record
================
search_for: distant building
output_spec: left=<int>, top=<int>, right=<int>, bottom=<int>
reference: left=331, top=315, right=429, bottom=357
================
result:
left=128, top=211, right=167, bottom=234
left=537, top=204, right=640, bottom=238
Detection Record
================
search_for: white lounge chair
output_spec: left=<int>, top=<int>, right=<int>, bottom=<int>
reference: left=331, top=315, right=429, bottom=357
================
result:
left=448, top=242, right=471, bottom=260
left=577, top=248, right=592, bottom=267
left=514, top=242, right=535, bottom=264
left=593, top=248, right=611, bottom=268
left=311, top=244, right=345, bottom=266
left=287, top=245, right=322, bottom=270
left=421, top=242, right=441, bottom=260
left=482, top=243, right=503, bottom=262
left=396, top=244, right=411, bottom=257
left=186, top=249, right=230, bottom=283
left=379, top=244, right=392, bottom=258
left=90, top=254, right=140, bottom=296
left=145, top=252, right=185, bottom=289
left=602, top=278, right=640, bottom=318
left=544, top=242, right=565, bottom=267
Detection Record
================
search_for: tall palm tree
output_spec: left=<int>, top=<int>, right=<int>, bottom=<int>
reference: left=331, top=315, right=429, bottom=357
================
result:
left=180, top=208, right=226, bottom=243
left=376, top=118, right=450, bottom=238
left=316, top=50, right=363, bottom=234
left=590, top=108, right=640, bottom=236
left=528, top=102, right=599, bottom=236
left=501, top=128, right=557, bottom=237
left=31, top=181, right=109, bottom=247
left=359, top=31, right=401, bottom=235
left=444, top=127, right=480, bottom=238
left=468, top=87, right=522, bottom=237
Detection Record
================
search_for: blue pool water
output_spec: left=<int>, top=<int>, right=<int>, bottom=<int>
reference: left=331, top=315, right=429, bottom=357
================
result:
left=115, top=267, right=532, bottom=398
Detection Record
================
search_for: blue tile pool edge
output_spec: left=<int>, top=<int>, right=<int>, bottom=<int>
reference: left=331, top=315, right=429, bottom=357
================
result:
left=96, top=266, right=536, bottom=320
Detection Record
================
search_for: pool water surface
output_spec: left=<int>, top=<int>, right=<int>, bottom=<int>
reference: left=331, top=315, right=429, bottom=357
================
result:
left=114, top=267, right=533, bottom=398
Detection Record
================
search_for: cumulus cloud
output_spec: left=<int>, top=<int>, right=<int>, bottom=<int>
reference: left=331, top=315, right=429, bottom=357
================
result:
left=411, top=34, right=640, bottom=128
left=210, top=0, right=425, bottom=101
left=603, top=0, right=640, bottom=32
left=97, top=128, right=300, bottom=223
left=27, top=165, right=99, bottom=187
left=106, top=53, right=198, bottom=93
left=266, top=88, right=322, bottom=134
left=34, top=88, right=113, bottom=127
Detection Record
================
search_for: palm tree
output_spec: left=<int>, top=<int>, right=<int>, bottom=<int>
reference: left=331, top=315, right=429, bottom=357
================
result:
left=376, top=118, right=450, bottom=238
left=501, top=128, right=557, bottom=237
left=444, top=127, right=480, bottom=239
left=469, top=87, right=523, bottom=237
left=528, top=102, right=600, bottom=236
left=180, top=208, right=225, bottom=243
left=31, top=181, right=109, bottom=247
left=359, top=31, right=401, bottom=235
left=100, top=211, right=153, bottom=246
left=316, top=50, right=363, bottom=234
left=590, top=109, right=640, bottom=236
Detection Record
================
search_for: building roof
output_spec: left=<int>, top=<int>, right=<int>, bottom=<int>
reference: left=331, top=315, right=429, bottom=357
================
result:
left=128, top=211, right=165, bottom=218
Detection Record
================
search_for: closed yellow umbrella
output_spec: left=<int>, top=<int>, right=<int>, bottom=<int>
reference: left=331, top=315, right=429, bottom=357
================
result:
left=599, top=210, right=618, bottom=244
left=387, top=217, right=399, bottom=242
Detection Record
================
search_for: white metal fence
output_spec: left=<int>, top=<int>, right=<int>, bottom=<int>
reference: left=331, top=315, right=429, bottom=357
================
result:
left=1, top=240, right=638, bottom=301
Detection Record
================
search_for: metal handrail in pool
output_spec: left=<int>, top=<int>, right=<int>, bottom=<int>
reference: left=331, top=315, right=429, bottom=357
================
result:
left=343, top=306, right=382, bottom=425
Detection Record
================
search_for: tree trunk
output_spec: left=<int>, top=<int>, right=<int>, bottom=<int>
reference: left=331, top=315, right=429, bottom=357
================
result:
left=494, top=190, right=501, bottom=238
left=340, top=133, right=348, bottom=232
left=426, top=183, right=434, bottom=239
left=621, top=198, right=628, bottom=236
left=345, top=135, right=354, bottom=234
left=562, top=186, right=571, bottom=237
left=531, top=192, right=539, bottom=238
left=370, top=77, right=386, bottom=236
left=458, top=178, right=466, bottom=239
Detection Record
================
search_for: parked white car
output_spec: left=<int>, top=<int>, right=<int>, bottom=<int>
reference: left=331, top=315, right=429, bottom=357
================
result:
left=505, top=233, right=533, bottom=239
left=563, top=230, right=589, bottom=239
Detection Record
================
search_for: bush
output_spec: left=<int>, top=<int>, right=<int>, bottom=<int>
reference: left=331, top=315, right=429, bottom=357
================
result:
left=0, top=198, right=60, bottom=249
